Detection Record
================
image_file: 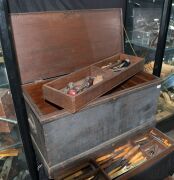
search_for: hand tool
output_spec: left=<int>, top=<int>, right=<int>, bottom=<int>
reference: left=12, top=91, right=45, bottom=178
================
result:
left=108, top=151, right=143, bottom=177
left=150, top=130, right=171, bottom=147
left=113, top=146, right=131, bottom=160
left=113, top=59, right=131, bottom=72
left=117, top=59, right=130, bottom=68
left=129, top=151, right=143, bottom=164
left=96, top=144, right=131, bottom=164
left=66, top=76, right=94, bottom=95
left=108, top=152, right=144, bottom=176
left=134, top=136, right=150, bottom=146
left=97, top=148, right=128, bottom=166
left=101, top=60, right=122, bottom=69
left=105, top=145, right=140, bottom=173
left=114, top=143, right=130, bottom=153
left=109, top=157, right=146, bottom=179
left=96, top=153, right=113, bottom=163
left=99, top=146, right=132, bottom=169
left=132, top=155, right=146, bottom=165
left=134, top=136, right=148, bottom=143
left=64, top=171, right=83, bottom=180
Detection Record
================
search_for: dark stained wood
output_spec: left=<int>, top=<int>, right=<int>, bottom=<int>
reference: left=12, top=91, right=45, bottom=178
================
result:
left=43, top=53, right=144, bottom=113
left=52, top=128, right=174, bottom=179
left=24, top=77, right=161, bottom=177
left=54, top=128, right=174, bottom=180
left=23, top=71, right=159, bottom=118
left=10, top=9, right=164, bottom=178
left=10, top=9, right=123, bottom=84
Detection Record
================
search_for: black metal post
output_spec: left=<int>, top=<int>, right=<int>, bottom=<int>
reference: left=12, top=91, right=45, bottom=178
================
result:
left=0, top=0, right=39, bottom=179
left=153, top=0, right=172, bottom=77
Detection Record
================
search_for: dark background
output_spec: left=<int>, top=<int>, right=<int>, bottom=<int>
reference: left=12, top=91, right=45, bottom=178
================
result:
left=8, top=0, right=126, bottom=13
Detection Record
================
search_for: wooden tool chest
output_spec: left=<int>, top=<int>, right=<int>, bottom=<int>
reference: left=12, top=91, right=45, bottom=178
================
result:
left=9, top=9, right=174, bottom=179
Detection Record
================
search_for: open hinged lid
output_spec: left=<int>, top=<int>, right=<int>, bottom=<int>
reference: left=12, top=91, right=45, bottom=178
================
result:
left=10, top=9, right=124, bottom=84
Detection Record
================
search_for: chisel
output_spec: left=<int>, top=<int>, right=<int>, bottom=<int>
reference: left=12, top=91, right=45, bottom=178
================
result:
left=105, top=145, right=140, bottom=173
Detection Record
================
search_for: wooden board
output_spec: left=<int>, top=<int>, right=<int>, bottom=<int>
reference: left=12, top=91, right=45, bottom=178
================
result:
left=10, top=9, right=123, bottom=84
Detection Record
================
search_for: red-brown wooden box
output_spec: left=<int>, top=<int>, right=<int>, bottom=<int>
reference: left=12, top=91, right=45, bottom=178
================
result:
left=43, top=53, right=144, bottom=113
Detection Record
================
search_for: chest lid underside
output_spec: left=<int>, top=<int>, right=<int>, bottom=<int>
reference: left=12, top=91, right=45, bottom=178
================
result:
left=10, top=9, right=123, bottom=84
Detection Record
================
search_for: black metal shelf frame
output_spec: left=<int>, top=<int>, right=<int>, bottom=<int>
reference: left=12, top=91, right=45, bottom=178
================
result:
left=0, top=0, right=39, bottom=179
left=153, top=0, right=173, bottom=77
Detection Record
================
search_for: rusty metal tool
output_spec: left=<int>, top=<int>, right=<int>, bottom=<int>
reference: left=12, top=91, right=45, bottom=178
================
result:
left=66, top=76, right=94, bottom=96
left=101, top=60, right=122, bottom=69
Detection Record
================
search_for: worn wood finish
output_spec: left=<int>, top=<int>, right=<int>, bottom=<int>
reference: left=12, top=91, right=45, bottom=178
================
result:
left=10, top=9, right=123, bottom=84
left=43, top=85, right=159, bottom=166
left=10, top=9, right=163, bottom=178
left=23, top=71, right=159, bottom=120
left=43, top=53, right=144, bottom=113
left=22, top=72, right=161, bottom=177
left=52, top=127, right=174, bottom=180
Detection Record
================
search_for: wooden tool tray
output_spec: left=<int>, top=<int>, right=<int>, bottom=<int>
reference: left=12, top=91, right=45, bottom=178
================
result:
left=43, top=54, right=144, bottom=113
left=53, top=128, right=174, bottom=180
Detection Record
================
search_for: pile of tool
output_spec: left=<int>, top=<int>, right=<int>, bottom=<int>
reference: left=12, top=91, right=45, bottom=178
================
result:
left=60, top=130, right=172, bottom=180
left=63, top=59, right=131, bottom=96
left=96, top=144, right=145, bottom=179
left=95, top=130, right=171, bottom=179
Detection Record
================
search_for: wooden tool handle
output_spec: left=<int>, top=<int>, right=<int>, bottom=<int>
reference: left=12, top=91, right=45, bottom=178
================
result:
left=114, top=143, right=130, bottom=153
left=123, top=145, right=140, bottom=160
left=129, top=152, right=143, bottom=164
left=133, top=156, right=146, bottom=164
left=113, top=147, right=131, bottom=160
left=96, top=153, right=113, bottom=162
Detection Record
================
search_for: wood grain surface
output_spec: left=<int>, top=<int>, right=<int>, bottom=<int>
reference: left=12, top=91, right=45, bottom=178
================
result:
left=11, top=9, right=123, bottom=84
